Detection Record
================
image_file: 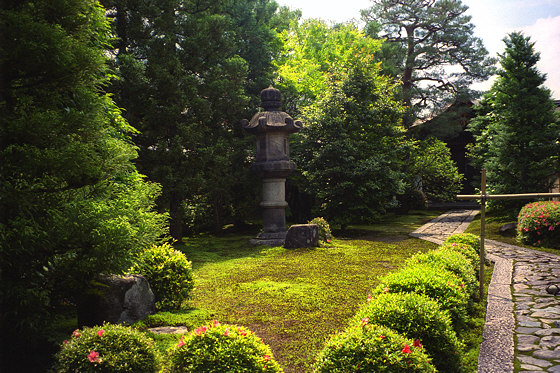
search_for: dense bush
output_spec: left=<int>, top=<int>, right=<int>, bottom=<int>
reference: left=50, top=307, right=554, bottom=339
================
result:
left=129, top=243, right=194, bottom=310
left=517, top=201, right=560, bottom=248
left=395, top=188, right=428, bottom=213
left=444, top=233, right=480, bottom=255
left=406, top=248, right=478, bottom=301
left=308, top=217, right=333, bottom=242
left=52, top=323, right=159, bottom=372
left=439, top=241, right=479, bottom=270
left=166, top=321, right=282, bottom=372
left=373, top=264, right=469, bottom=329
left=316, top=323, right=436, bottom=372
left=353, top=293, right=463, bottom=373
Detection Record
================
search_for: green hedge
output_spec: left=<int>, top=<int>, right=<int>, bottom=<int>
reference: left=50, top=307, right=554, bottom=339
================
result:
left=517, top=201, right=560, bottom=248
left=353, top=293, right=463, bottom=373
left=316, top=323, right=436, bottom=372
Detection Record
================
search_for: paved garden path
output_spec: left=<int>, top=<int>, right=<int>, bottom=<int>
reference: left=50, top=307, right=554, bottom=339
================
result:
left=411, top=210, right=560, bottom=373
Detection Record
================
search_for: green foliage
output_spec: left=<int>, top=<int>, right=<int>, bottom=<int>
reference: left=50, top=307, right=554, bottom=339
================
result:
left=444, top=233, right=481, bottom=254
left=362, top=0, right=495, bottom=125
left=406, top=248, right=478, bottom=301
left=129, top=243, right=194, bottom=310
left=468, top=32, right=560, bottom=208
left=307, top=217, right=332, bottom=242
left=0, top=0, right=168, bottom=353
left=517, top=201, right=560, bottom=248
left=353, top=293, right=462, bottom=373
left=316, top=323, right=436, bottom=372
left=395, top=188, right=428, bottom=213
left=52, top=323, right=159, bottom=373
left=374, top=264, right=470, bottom=329
left=166, top=321, right=282, bottom=372
left=407, top=138, right=464, bottom=202
left=439, top=242, right=479, bottom=271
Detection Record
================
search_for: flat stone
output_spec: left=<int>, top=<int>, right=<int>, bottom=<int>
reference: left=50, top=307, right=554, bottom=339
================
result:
left=148, top=326, right=189, bottom=334
left=519, top=364, right=544, bottom=371
left=518, top=344, right=540, bottom=352
left=518, top=335, right=540, bottom=344
left=518, top=355, right=553, bottom=367
left=534, top=350, right=560, bottom=360
left=520, top=327, right=545, bottom=334
left=540, top=336, right=560, bottom=348
left=547, top=365, right=560, bottom=372
left=520, top=320, right=544, bottom=328
left=536, top=329, right=560, bottom=337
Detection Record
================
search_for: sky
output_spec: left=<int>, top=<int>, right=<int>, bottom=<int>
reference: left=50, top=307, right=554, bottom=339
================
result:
left=276, top=0, right=560, bottom=98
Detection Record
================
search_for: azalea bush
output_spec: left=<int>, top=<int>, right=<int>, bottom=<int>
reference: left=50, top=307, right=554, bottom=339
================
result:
left=517, top=201, right=560, bottom=248
left=316, top=323, right=436, bottom=372
left=439, top=241, right=479, bottom=271
left=308, top=217, right=333, bottom=243
left=52, top=323, right=159, bottom=372
left=444, top=233, right=480, bottom=255
left=406, top=248, right=478, bottom=301
left=166, top=320, right=282, bottom=372
left=353, top=293, right=463, bottom=373
left=129, top=242, right=194, bottom=310
left=373, top=264, right=469, bottom=329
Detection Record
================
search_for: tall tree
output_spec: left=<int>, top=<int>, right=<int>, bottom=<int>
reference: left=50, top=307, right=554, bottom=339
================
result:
left=362, top=0, right=495, bottom=126
left=103, top=0, right=289, bottom=238
left=468, top=32, right=560, bottom=206
left=0, top=0, right=167, bottom=368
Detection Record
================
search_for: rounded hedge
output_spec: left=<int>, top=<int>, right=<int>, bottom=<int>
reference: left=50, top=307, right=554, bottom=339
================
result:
left=166, top=321, right=282, bottom=372
left=517, top=201, right=560, bottom=248
left=129, top=242, right=194, bottom=310
left=353, top=293, right=463, bottom=373
left=52, top=323, right=159, bottom=372
left=316, top=323, right=436, bottom=372
left=406, top=248, right=478, bottom=301
left=444, top=233, right=480, bottom=255
left=373, top=264, right=469, bottom=329
left=308, top=217, right=333, bottom=243
left=439, top=241, right=479, bottom=271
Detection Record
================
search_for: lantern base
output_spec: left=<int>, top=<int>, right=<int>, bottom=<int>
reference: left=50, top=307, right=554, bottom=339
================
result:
left=249, top=231, right=286, bottom=247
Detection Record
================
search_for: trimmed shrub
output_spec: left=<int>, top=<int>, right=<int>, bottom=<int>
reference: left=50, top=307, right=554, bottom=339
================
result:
left=52, top=323, right=159, bottom=372
left=353, top=293, right=463, bottom=373
left=406, top=248, right=478, bottom=301
left=373, top=264, right=469, bottom=329
left=129, top=242, right=194, bottom=310
left=166, top=321, right=282, bottom=372
left=439, top=241, right=479, bottom=271
left=517, top=201, right=560, bottom=248
left=308, top=217, right=333, bottom=242
left=316, top=323, right=436, bottom=372
left=444, top=233, right=480, bottom=255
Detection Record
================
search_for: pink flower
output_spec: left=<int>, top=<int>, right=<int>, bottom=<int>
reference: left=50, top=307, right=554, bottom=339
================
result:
left=367, top=294, right=372, bottom=302
left=549, top=226, right=555, bottom=231
left=402, top=344, right=412, bottom=354
left=383, top=287, right=390, bottom=293
left=361, top=318, right=369, bottom=326
left=413, top=339, right=423, bottom=348
left=195, top=326, right=208, bottom=335
left=177, top=336, right=185, bottom=347
left=224, top=328, right=230, bottom=336
left=97, top=329, right=104, bottom=337
left=264, top=355, right=271, bottom=361
left=63, top=340, right=69, bottom=345
left=379, top=335, right=386, bottom=339
left=72, top=330, right=81, bottom=338
left=88, top=351, right=100, bottom=363
left=212, top=320, right=220, bottom=327
left=238, top=327, right=247, bottom=336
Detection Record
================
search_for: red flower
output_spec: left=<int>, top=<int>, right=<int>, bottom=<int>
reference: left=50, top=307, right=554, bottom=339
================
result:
left=212, top=320, right=220, bottom=327
left=195, top=326, right=208, bottom=335
left=177, top=336, right=185, bottom=347
left=264, top=355, right=271, bottom=361
left=361, top=318, right=369, bottom=326
left=367, top=294, right=372, bottom=302
left=72, top=330, right=81, bottom=338
left=97, top=329, right=104, bottom=337
left=88, top=351, right=100, bottom=363
left=63, top=340, right=69, bottom=345
left=402, top=344, right=412, bottom=354
left=238, top=327, right=247, bottom=336
left=224, top=328, right=230, bottom=336
left=413, top=339, right=423, bottom=348
left=379, top=335, right=386, bottom=339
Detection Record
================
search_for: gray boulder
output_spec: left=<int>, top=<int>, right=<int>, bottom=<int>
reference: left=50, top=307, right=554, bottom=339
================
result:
left=78, top=274, right=155, bottom=327
left=284, top=224, right=319, bottom=249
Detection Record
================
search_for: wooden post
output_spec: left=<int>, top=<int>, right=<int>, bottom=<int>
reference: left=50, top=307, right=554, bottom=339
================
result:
left=479, top=169, right=486, bottom=300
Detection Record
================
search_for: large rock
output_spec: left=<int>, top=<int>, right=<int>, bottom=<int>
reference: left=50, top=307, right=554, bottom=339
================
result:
left=78, top=274, right=155, bottom=327
left=284, top=224, right=319, bottom=249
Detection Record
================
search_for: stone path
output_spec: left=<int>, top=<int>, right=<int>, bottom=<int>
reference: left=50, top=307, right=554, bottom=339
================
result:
left=411, top=210, right=560, bottom=373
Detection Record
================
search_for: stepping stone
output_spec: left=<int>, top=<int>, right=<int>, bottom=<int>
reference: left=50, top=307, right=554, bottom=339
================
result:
left=148, top=326, right=189, bottom=334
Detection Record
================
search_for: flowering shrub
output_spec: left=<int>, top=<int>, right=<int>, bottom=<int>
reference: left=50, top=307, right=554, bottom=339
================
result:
left=373, top=264, right=469, bottom=329
left=52, top=323, right=159, bottom=372
left=166, top=320, right=282, bottom=372
left=517, top=201, right=560, bottom=248
left=444, top=233, right=480, bottom=256
left=354, top=293, right=462, bottom=373
left=129, top=242, right=194, bottom=310
left=406, top=248, right=478, bottom=301
left=316, top=323, right=436, bottom=372
left=439, top=241, right=479, bottom=271
left=308, top=217, right=333, bottom=243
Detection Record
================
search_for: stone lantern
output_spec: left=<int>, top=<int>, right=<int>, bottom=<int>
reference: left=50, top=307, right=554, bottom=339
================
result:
left=242, top=87, right=302, bottom=245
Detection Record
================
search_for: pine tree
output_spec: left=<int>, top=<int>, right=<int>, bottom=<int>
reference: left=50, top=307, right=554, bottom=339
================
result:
left=468, top=32, right=560, bottom=205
